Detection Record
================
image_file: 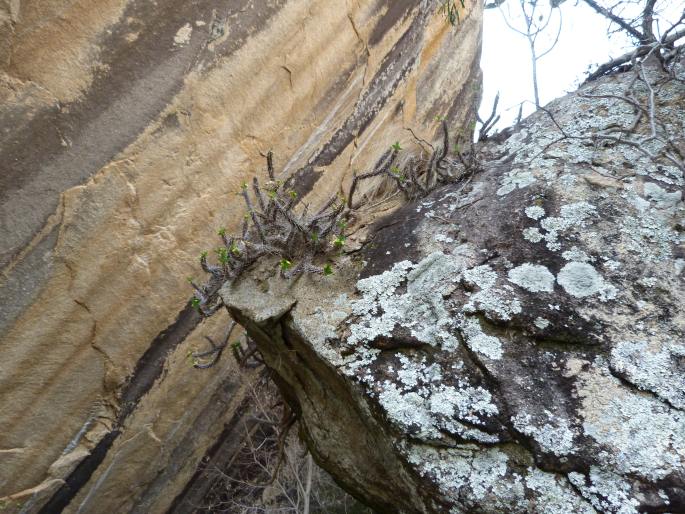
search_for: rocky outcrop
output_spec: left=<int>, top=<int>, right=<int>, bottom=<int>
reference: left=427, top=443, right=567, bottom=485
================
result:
left=222, top=68, right=685, bottom=513
left=0, top=0, right=482, bottom=512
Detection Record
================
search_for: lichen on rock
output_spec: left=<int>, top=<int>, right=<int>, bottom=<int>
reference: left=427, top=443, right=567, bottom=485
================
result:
left=557, top=261, right=617, bottom=300
left=221, top=67, right=685, bottom=513
left=507, top=263, right=556, bottom=293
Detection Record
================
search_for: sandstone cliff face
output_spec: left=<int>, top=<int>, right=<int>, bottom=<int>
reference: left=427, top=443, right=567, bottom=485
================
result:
left=222, top=68, right=685, bottom=513
left=0, top=0, right=482, bottom=512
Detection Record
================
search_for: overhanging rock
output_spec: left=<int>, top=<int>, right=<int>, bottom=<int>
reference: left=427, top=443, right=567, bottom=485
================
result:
left=222, top=69, right=685, bottom=513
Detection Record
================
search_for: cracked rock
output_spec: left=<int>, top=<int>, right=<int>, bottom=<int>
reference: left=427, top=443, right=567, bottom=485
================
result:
left=222, top=68, right=685, bottom=513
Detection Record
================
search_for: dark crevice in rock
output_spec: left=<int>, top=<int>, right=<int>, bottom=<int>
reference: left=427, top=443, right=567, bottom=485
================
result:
left=287, top=165, right=324, bottom=201
left=37, top=430, right=120, bottom=514
left=607, top=364, right=684, bottom=413
left=308, top=4, right=429, bottom=170
left=166, top=380, right=261, bottom=514
left=39, top=302, right=202, bottom=513
left=118, top=304, right=202, bottom=415
left=368, top=0, right=416, bottom=46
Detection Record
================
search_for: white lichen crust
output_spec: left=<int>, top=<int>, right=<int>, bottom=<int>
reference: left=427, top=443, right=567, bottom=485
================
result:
left=335, top=71, right=684, bottom=512
left=223, top=69, right=685, bottom=514
left=507, top=263, right=555, bottom=293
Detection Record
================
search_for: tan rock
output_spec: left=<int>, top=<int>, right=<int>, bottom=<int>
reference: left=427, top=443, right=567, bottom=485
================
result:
left=0, top=0, right=482, bottom=511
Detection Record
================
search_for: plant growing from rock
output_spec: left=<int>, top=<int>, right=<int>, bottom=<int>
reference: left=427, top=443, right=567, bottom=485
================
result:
left=441, top=0, right=467, bottom=26
left=188, top=122, right=478, bottom=365
left=347, top=122, right=479, bottom=210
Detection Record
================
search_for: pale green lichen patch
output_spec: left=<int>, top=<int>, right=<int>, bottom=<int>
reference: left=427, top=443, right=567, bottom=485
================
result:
left=376, top=382, right=442, bottom=439
left=523, top=469, right=597, bottom=514
left=435, top=233, right=455, bottom=243
left=430, top=383, right=499, bottom=424
left=610, top=340, right=685, bottom=409
left=462, top=265, right=523, bottom=321
left=542, top=203, right=597, bottom=251
left=557, top=262, right=617, bottom=301
left=525, top=205, right=546, bottom=220
left=462, top=264, right=498, bottom=289
left=347, top=255, right=463, bottom=348
left=568, top=467, right=639, bottom=514
left=407, top=446, right=511, bottom=502
left=562, top=246, right=592, bottom=262
left=534, top=317, right=550, bottom=329
left=618, top=212, right=682, bottom=262
left=521, top=202, right=597, bottom=252
left=460, top=316, right=503, bottom=360
left=576, top=361, right=685, bottom=482
left=406, top=445, right=595, bottom=513
left=367, top=354, right=500, bottom=443
left=512, top=411, right=576, bottom=456
left=497, top=170, right=537, bottom=196
left=559, top=202, right=597, bottom=221
left=523, top=227, right=544, bottom=243
left=643, top=181, right=682, bottom=212
left=507, top=263, right=555, bottom=293
left=602, top=258, right=621, bottom=271
left=675, top=258, right=685, bottom=275
left=638, top=276, right=657, bottom=287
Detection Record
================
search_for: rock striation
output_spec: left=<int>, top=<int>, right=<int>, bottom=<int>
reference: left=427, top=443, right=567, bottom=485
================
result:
left=222, top=68, right=685, bottom=513
left=0, top=0, right=482, bottom=512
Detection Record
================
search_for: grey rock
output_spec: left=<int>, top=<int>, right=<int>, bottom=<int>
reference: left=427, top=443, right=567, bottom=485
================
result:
left=222, top=71, right=685, bottom=512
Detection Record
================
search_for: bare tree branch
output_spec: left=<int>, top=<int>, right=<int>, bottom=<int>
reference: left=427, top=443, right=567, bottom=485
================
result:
left=586, top=27, right=685, bottom=81
left=582, top=0, right=645, bottom=41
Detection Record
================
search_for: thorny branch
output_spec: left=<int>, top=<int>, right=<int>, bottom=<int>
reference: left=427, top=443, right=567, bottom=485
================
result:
left=190, top=321, right=236, bottom=369
left=585, top=0, right=685, bottom=81
left=582, top=0, right=646, bottom=41
left=586, top=26, right=685, bottom=81
left=185, top=120, right=482, bottom=374
left=533, top=47, right=685, bottom=174
left=477, top=92, right=501, bottom=141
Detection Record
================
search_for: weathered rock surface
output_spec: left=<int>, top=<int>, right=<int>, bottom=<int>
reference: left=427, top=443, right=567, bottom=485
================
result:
left=222, top=69, right=685, bottom=513
left=0, top=0, right=482, bottom=511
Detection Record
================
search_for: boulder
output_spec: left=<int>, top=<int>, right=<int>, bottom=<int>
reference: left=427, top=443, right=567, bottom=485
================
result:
left=222, top=68, right=685, bottom=513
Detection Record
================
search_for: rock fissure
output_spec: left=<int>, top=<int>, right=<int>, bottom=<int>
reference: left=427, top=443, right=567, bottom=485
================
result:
left=36, top=302, right=204, bottom=512
left=606, top=364, right=684, bottom=413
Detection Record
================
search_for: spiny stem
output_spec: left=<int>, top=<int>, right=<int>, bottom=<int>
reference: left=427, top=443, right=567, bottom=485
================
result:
left=266, top=150, right=275, bottom=180
left=253, top=177, right=267, bottom=212
left=241, top=189, right=266, bottom=244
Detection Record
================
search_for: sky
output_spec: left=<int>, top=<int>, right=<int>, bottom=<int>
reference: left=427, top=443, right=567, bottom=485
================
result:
left=478, top=0, right=685, bottom=130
